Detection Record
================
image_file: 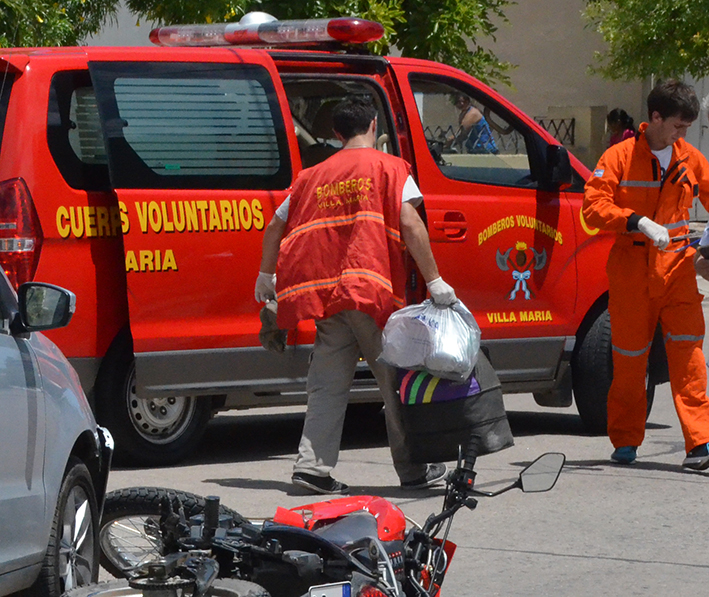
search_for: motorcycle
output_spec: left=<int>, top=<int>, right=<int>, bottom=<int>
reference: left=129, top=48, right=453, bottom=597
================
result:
left=65, top=452, right=564, bottom=597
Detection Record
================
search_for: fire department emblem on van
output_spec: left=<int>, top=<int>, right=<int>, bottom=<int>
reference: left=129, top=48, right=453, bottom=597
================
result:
left=496, top=242, right=547, bottom=300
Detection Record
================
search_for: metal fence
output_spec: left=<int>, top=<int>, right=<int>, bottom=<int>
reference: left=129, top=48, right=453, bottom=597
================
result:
left=534, top=117, right=575, bottom=145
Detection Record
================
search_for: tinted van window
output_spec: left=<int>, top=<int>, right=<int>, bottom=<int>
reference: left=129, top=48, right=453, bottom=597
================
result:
left=89, top=62, right=291, bottom=190
left=0, top=71, right=14, bottom=157
left=48, top=71, right=111, bottom=191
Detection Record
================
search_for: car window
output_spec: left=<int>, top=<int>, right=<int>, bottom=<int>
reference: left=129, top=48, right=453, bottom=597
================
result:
left=0, top=270, right=17, bottom=333
left=89, top=61, right=292, bottom=190
left=282, top=76, right=398, bottom=168
left=0, top=69, right=14, bottom=161
left=48, top=70, right=111, bottom=191
left=409, top=75, right=536, bottom=189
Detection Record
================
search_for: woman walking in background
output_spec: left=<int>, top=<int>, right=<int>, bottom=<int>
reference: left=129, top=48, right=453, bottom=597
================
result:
left=607, top=108, right=636, bottom=146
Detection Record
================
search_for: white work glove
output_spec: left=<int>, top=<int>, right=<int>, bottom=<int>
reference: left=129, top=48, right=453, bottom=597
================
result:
left=637, top=216, right=670, bottom=250
left=699, top=225, right=709, bottom=259
left=426, top=277, right=457, bottom=305
left=254, top=271, right=276, bottom=303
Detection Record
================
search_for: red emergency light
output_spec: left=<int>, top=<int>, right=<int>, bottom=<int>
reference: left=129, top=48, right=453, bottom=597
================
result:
left=149, top=13, right=385, bottom=47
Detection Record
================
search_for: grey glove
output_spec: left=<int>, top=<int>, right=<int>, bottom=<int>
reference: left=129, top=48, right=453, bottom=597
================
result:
left=637, top=216, right=670, bottom=249
left=426, top=277, right=457, bottom=305
left=254, top=271, right=276, bottom=302
left=259, top=300, right=287, bottom=353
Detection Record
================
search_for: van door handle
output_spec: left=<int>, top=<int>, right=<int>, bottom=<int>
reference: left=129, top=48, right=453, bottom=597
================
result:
left=428, top=209, right=467, bottom=242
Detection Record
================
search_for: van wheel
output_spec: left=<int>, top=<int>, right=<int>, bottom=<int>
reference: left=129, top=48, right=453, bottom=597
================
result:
left=95, top=332, right=212, bottom=467
left=572, top=309, right=655, bottom=434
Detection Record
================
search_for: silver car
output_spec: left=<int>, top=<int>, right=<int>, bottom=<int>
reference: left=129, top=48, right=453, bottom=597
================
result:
left=0, top=276, right=112, bottom=596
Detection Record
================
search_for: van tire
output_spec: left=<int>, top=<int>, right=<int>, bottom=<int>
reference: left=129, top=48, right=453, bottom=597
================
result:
left=95, top=331, right=212, bottom=467
left=572, top=309, right=655, bottom=434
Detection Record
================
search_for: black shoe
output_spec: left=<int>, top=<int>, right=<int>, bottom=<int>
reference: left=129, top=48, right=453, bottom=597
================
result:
left=401, top=463, right=448, bottom=489
left=682, top=442, right=709, bottom=470
left=292, top=472, right=349, bottom=495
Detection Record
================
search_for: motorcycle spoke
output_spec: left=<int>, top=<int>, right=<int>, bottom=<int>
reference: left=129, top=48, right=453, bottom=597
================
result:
left=101, top=516, right=163, bottom=569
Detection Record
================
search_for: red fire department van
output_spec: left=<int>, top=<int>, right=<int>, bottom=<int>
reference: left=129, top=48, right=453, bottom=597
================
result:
left=0, top=15, right=665, bottom=465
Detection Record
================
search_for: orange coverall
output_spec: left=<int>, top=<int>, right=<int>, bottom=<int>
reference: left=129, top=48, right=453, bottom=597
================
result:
left=584, top=123, right=709, bottom=452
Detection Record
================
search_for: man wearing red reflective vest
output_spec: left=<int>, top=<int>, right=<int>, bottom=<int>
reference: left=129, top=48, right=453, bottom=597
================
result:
left=584, top=80, right=709, bottom=469
left=255, top=97, right=456, bottom=494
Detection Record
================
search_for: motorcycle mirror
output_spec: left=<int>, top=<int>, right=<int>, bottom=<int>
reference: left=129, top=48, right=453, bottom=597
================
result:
left=519, top=452, right=565, bottom=493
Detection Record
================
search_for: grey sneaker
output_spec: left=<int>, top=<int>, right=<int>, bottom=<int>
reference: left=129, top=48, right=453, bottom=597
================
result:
left=682, top=442, right=709, bottom=470
left=401, top=463, right=448, bottom=489
left=292, top=472, right=349, bottom=495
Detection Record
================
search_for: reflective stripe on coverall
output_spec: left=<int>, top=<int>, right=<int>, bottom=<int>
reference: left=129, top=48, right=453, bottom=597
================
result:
left=584, top=123, right=709, bottom=451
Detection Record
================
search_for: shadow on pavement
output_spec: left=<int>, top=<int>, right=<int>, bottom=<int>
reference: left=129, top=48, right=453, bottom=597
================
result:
left=113, top=404, right=658, bottom=470
left=203, top=474, right=449, bottom=500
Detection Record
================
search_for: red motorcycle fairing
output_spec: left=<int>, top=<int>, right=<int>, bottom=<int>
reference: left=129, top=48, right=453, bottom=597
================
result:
left=272, top=495, right=408, bottom=541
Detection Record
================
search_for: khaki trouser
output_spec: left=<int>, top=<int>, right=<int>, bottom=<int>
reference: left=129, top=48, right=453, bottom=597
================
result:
left=294, top=310, right=427, bottom=483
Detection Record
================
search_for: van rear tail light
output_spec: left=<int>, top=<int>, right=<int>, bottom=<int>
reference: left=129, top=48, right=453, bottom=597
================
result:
left=0, top=178, right=43, bottom=288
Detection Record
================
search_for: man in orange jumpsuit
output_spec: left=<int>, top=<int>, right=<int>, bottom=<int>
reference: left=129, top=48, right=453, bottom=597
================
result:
left=255, top=97, right=456, bottom=493
left=584, top=80, right=709, bottom=469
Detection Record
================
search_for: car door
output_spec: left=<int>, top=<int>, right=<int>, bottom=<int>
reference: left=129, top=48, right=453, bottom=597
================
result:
left=0, top=272, right=46, bottom=576
left=88, top=48, right=299, bottom=397
left=391, top=64, right=580, bottom=386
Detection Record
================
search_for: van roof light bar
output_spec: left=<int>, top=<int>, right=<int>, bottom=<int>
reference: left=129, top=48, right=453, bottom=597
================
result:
left=149, top=13, right=385, bottom=47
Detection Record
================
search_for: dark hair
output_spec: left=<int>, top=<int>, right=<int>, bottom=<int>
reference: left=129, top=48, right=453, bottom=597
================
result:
left=332, top=96, right=377, bottom=140
left=647, top=80, right=699, bottom=121
left=607, top=108, right=635, bottom=132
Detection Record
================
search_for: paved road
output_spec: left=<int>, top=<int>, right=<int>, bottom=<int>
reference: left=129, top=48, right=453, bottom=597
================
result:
left=104, top=277, right=709, bottom=595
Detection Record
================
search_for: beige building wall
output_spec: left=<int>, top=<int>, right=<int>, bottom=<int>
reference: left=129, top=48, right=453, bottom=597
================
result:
left=488, top=0, right=647, bottom=168
left=491, top=1, right=644, bottom=119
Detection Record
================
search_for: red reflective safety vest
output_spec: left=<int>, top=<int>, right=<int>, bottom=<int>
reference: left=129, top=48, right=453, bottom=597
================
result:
left=276, top=148, right=410, bottom=329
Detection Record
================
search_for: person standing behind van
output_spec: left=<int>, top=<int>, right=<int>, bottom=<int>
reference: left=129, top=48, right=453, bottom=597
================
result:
left=255, top=97, right=456, bottom=494
left=607, top=108, right=636, bottom=146
left=584, top=80, right=709, bottom=470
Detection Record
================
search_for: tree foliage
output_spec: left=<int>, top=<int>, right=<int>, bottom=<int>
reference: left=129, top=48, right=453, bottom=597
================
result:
left=124, top=0, right=513, bottom=85
left=584, top=0, right=709, bottom=80
left=0, top=0, right=118, bottom=47
left=0, top=0, right=513, bottom=85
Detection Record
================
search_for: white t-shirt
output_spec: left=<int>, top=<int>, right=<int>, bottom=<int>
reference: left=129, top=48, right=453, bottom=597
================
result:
left=651, top=146, right=673, bottom=177
left=275, top=174, right=423, bottom=221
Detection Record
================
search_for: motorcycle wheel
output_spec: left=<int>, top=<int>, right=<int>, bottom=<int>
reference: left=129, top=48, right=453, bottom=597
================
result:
left=99, top=487, right=248, bottom=578
left=62, top=578, right=271, bottom=596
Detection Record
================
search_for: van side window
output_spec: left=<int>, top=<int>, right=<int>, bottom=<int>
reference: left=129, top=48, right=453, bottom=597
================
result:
left=409, top=76, right=535, bottom=189
left=89, top=62, right=291, bottom=191
left=47, top=71, right=111, bottom=191
left=0, top=72, right=14, bottom=158
left=281, top=76, right=398, bottom=168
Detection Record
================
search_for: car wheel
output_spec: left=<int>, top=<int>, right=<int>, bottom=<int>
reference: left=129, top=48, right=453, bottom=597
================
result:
left=572, top=309, right=655, bottom=434
left=95, top=331, right=212, bottom=467
left=31, top=457, right=99, bottom=596
left=62, top=578, right=271, bottom=596
left=99, top=486, right=248, bottom=578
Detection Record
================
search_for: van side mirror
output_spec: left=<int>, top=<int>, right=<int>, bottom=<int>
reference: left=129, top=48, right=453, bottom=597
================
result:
left=545, top=145, right=572, bottom=189
left=17, top=282, right=76, bottom=332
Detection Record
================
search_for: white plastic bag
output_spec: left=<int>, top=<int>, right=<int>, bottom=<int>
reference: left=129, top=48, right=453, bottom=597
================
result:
left=379, top=299, right=481, bottom=382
